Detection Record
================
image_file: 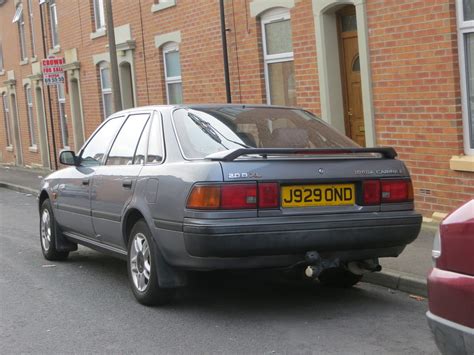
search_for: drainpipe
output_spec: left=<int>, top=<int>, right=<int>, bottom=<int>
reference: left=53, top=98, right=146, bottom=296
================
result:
left=219, top=0, right=231, bottom=103
left=39, top=3, right=58, bottom=170
left=104, top=0, right=122, bottom=112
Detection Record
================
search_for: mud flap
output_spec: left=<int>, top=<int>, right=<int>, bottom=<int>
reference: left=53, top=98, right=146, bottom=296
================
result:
left=151, top=237, right=188, bottom=288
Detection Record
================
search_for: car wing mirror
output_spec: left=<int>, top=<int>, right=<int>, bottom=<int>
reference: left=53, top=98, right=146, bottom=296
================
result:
left=59, top=150, right=80, bottom=166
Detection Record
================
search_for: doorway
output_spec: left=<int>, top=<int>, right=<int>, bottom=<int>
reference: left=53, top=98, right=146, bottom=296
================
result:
left=9, top=93, right=23, bottom=165
left=337, top=5, right=365, bottom=147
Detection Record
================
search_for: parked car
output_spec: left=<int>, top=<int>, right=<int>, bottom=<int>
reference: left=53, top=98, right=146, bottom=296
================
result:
left=39, top=105, right=422, bottom=305
left=427, top=199, right=474, bottom=355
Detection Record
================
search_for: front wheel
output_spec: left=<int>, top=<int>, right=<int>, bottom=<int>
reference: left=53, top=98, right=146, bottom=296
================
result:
left=127, top=220, right=174, bottom=306
left=318, top=267, right=362, bottom=288
left=40, top=199, right=69, bottom=261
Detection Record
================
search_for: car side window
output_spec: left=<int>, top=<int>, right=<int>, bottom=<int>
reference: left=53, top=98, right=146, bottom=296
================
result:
left=133, top=119, right=151, bottom=165
left=106, top=113, right=150, bottom=166
left=147, top=113, right=164, bottom=164
left=80, top=116, right=125, bottom=167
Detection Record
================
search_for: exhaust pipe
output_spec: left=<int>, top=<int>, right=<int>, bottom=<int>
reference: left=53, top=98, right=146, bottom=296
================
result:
left=348, top=259, right=382, bottom=275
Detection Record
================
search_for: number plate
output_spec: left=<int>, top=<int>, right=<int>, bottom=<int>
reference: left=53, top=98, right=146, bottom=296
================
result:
left=281, top=184, right=355, bottom=208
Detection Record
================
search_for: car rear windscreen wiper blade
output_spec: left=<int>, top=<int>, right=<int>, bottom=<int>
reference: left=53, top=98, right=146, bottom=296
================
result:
left=188, top=112, right=224, bottom=145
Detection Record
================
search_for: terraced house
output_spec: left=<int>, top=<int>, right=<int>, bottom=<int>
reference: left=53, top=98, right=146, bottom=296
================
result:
left=0, top=0, right=473, bottom=217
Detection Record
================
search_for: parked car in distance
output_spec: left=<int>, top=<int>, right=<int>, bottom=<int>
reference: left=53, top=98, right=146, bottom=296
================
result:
left=427, top=199, right=474, bottom=355
left=39, top=104, right=422, bottom=305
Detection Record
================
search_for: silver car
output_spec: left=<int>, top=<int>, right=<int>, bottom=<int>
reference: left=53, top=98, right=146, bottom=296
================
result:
left=39, top=105, right=422, bottom=305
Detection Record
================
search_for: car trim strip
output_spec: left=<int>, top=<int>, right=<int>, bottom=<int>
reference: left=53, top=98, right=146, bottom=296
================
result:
left=154, top=218, right=183, bottom=232
left=57, top=203, right=91, bottom=216
left=91, top=210, right=121, bottom=222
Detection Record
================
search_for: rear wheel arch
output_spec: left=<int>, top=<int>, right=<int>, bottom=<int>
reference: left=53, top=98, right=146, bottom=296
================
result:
left=123, top=208, right=147, bottom=247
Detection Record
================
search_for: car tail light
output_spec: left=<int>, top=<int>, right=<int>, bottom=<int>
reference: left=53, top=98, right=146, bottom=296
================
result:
left=362, top=179, right=413, bottom=205
left=187, top=182, right=279, bottom=210
left=432, top=228, right=442, bottom=267
left=362, top=180, right=381, bottom=205
left=186, top=185, right=221, bottom=209
left=221, top=184, right=257, bottom=209
left=381, top=180, right=413, bottom=203
left=258, top=183, right=279, bottom=209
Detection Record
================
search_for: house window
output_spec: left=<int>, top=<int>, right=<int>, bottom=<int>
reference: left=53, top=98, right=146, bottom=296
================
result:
left=163, top=42, right=183, bottom=104
left=25, top=85, right=36, bottom=147
left=457, top=0, right=474, bottom=154
left=261, top=8, right=296, bottom=106
left=49, top=0, right=59, bottom=48
left=27, top=0, right=36, bottom=57
left=99, top=62, right=113, bottom=119
left=0, top=42, right=4, bottom=72
left=93, top=0, right=106, bottom=31
left=13, top=3, right=28, bottom=61
left=2, top=93, right=12, bottom=146
left=57, top=83, right=68, bottom=148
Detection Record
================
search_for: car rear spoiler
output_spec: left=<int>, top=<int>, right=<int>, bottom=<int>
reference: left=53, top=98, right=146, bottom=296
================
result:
left=205, top=147, right=397, bottom=161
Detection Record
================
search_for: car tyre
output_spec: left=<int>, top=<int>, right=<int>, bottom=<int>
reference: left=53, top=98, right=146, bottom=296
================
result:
left=318, top=267, right=362, bottom=288
left=127, top=219, right=175, bottom=306
left=40, top=199, right=70, bottom=261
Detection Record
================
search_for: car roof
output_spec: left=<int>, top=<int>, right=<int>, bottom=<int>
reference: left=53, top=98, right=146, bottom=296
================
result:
left=107, top=103, right=304, bottom=120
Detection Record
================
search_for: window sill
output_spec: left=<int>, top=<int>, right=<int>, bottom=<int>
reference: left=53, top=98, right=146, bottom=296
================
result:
left=449, top=155, right=474, bottom=172
left=90, top=28, right=107, bottom=40
left=0, top=70, right=4, bottom=76
left=28, top=145, right=38, bottom=153
left=31, top=56, right=38, bottom=63
left=6, top=146, right=13, bottom=152
left=49, top=46, right=61, bottom=55
left=20, top=58, right=29, bottom=66
left=151, top=0, right=176, bottom=13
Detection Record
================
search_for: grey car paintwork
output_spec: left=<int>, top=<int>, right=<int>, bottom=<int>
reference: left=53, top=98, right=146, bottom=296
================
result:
left=40, top=105, right=422, bottom=283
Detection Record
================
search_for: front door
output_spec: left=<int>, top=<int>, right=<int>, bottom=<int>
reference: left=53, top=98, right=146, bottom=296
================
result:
left=338, top=6, right=365, bottom=147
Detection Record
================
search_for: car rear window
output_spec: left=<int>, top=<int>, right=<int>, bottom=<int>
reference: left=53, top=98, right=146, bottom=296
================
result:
left=172, top=106, right=358, bottom=159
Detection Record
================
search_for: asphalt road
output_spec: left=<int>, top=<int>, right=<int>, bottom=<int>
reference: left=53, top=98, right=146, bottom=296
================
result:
left=0, top=188, right=438, bottom=354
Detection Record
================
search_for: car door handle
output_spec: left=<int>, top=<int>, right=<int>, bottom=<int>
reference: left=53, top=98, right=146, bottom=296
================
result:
left=82, top=178, right=90, bottom=186
left=122, top=179, right=133, bottom=189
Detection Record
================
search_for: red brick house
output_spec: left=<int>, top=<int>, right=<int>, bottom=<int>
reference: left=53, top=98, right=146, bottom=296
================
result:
left=0, top=0, right=473, bottom=217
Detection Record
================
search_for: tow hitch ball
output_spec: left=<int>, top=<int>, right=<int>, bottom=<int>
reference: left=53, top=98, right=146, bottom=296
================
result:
left=304, top=251, right=382, bottom=278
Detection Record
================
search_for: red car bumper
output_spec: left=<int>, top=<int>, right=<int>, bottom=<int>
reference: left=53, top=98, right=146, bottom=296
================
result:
left=427, top=267, right=474, bottom=354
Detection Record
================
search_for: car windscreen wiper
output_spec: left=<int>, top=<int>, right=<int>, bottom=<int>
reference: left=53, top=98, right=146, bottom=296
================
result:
left=188, top=112, right=226, bottom=146
left=187, top=112, right=251, bottom=149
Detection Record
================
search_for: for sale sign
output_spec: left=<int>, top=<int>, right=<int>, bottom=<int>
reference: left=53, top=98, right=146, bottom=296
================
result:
left=42, top=56, right=65, bottom=85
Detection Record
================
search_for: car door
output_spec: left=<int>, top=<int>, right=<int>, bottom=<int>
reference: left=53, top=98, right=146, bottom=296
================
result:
left=90, top=112, right=151, bottom=249
left=55, top=115, right=125, bottom=237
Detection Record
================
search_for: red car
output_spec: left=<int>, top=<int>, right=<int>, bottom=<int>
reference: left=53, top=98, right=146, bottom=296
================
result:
left=427, top=199, right=474, bottom=354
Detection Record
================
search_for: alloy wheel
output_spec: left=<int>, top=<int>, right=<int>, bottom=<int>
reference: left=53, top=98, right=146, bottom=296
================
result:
left=129, top=233, right=151, bottom=292
left=41, top=209, right=51, bottom=251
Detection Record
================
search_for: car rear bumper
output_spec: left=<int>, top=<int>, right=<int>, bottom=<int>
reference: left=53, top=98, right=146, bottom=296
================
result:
left=154, top=210, right=421, bottom=270
left=426, top=311, right=474, bottom=355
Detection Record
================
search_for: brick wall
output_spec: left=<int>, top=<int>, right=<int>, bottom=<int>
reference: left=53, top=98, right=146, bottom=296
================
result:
left=367, top=0, right=473, bottom=214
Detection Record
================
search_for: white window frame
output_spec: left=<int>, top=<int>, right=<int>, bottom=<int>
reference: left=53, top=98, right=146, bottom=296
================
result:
left=13, top=4, right=28, bottom=61
left=163, top=42, right=182, bottom=104
left=0, top=42, right=4, bottom=72
left=99, top=63, right=113, bottom=120
left=49, top=0, right=59, bottom=48
left=2, top=93, right=12, bottom=147
left=457, top=0, right=474, bottom=155
left=28, top=0, right=36, bottom=58
left=57, top=83, right=68, bottom=149
left=25, top=85, right=36, bottom=147
left=261, top=7, right=294, bottom=105
left=93, top=0, right=106, bottom=31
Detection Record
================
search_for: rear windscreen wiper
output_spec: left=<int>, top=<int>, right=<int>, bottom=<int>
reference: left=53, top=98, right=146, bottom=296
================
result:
left=188, top=112, right=225, bottom=146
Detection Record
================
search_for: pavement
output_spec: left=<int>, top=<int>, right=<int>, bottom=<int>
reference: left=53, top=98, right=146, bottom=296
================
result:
left=0, top=164, right=435, bottom=297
